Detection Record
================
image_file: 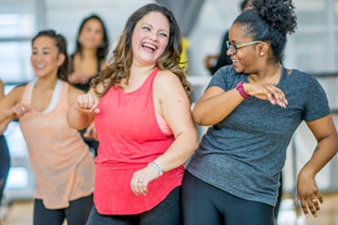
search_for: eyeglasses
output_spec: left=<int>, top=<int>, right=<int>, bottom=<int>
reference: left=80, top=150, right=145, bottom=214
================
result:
left=226, top=40, right=262, bottom=54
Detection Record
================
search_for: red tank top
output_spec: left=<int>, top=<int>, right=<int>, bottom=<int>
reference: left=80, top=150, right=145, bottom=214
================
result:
left=94, top=68, right=184, bottom=214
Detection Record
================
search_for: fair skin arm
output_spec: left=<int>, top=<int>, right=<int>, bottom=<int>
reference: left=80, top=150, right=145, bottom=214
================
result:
left=296, top=114, right=338, bottom=217
left=131, top=71, right=198, bottom=195
left=82, top=61, right=107, bottom=140
left=67, top=88, right=100, bottom=131
left=83, top=122, right=98, bottom=140
left=68, top=92, right=98, bottom=139
left=0, top=83, right=85, bottom=135
left=0, top=80, right=5, bottom=99
left=68, top=60, right=107, bottom=138
left=193, top=83, right=287, bottom=126
left=0, top=86, right=31, bottom=134
left=67, top=85, right=86, bottom=108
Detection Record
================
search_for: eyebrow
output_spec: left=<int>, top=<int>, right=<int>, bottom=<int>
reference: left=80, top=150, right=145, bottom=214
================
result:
left=141, top=22, right=169, bottom=33
left=32, top=47, right=52, bottom=50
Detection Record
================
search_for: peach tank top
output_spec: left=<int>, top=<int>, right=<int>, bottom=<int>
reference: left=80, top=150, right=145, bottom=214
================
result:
left=19, top=80, right=95, bottom=209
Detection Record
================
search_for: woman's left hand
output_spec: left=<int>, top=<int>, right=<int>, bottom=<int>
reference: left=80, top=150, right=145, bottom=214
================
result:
left=130, top=165, right=162, bottom=196
left=245, top=83, right=288, bottom=108
left=83, top=122, right=98, bottom=140
left=296, top=170, right=323, bottom=217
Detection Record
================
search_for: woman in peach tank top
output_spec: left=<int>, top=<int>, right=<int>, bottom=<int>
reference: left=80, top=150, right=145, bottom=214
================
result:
left=68, top=3, right=198, bottom=225
left=0, top=30, right=94, bottom=225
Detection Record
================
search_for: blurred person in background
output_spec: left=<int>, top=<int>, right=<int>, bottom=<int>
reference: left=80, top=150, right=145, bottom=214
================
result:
left=68, top=14, right=110, bottom=157
left=69, top=13, right=109, bottom=91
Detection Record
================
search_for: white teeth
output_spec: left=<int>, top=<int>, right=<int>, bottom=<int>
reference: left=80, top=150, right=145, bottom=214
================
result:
left=36, top=64, right=45, bottom=69
left=143, top=43, right=156, bottom=50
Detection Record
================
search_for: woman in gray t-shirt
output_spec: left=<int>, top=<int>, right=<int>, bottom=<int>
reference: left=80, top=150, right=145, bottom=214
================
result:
left=182, top=1, right=338, bottom=225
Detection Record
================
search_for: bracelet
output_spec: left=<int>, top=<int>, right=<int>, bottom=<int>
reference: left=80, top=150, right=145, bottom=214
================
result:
left=148, top=162, right=163, bottom=176
left=236, top=81, right=250, bottom=99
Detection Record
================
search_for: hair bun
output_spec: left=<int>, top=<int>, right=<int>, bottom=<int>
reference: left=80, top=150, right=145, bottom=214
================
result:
left=253, top=0, right=297, bottom=35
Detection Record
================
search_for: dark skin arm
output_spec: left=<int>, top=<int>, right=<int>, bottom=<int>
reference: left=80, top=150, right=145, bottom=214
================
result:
left=296, top=114, right=338, bottom=217
left=193, top=82, right=287, bottom=126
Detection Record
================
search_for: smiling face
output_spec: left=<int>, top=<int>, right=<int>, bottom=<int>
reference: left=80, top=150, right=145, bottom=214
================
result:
left=131, top=11, right=170, bottom=66
left=31, top=36, right=64, bottom=78
left=227, top=23, right=262, bottom=74
left=79, top=18, right=105, bottom=50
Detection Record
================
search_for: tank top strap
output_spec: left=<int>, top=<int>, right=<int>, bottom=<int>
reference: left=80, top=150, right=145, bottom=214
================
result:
left=148, top=67, right=160, bottom=80
left=138, top=67, right=160, bottom=92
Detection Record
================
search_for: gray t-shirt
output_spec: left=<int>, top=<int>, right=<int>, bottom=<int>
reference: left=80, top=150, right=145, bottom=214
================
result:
left=186, top=66, right=330, bottom=206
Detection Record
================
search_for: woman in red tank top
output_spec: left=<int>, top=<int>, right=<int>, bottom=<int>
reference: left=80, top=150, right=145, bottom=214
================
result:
left=68, top=3, right=198, bottom=225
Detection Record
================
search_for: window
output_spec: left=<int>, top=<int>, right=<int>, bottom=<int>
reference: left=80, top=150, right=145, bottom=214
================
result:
left=0, top=1, right=36, bottom=83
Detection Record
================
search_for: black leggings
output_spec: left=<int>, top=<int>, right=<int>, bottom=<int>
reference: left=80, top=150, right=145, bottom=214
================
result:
left=33, top=194, right=93, bottom=225
left=182, top=172, right=275, bottom=225
left=86, top=187, right=182, bottom=225
left=0, top=135, right=10, bottom=203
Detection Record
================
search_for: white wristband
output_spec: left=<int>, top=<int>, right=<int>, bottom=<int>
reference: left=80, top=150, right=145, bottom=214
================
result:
left=148, top=162, right=163, bottom=176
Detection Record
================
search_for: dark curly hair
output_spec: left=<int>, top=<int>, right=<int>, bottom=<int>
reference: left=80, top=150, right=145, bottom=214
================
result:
left=91, top=3, right=191, bottom=100
left=32, top=29, right=69, bottom=82
left=234, top=0, right=297, bottom=63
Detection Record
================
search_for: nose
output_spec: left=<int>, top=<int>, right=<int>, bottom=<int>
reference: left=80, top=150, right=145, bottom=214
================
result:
left=31, top=53, right=43, bottom=62
left=226, top=48, right=234, bottom=56
left=149, top=31, right=158, bottom=41
left=35, top=53, right=43, bottom=60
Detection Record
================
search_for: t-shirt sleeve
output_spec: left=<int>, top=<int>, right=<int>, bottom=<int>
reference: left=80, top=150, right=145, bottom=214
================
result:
left=303, top=75, right=330, bottom=121
left=207, top=66, right=236, bottom=91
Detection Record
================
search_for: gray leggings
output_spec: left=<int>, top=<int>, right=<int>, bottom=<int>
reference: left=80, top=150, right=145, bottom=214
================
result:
left=182, top=172, right=275, bottom=225
left=86, top=187, right=182, bottom=225
left=33, top=194, right=93, bottom=225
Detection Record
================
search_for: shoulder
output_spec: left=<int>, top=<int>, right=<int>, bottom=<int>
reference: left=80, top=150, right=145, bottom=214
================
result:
left=287, top=69, right=322, bottom=88
left=289, top=69, right=314, bottom=79
left=213, top=65, right=237, bottom=80
left=2, top=84, right=27, bottom=105
left=66, top=82, right=85, bottom=106
left=209, top=66, right=241, bottom=90
left=9, top=84, right=26, bottom=96
left=154, top=70, right=182, bottom=87
left=154, top=70, right=187, bottom=98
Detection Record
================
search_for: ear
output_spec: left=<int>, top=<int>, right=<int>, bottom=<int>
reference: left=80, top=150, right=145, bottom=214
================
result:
left=258, top=42, right=269, bottom=57
left=57, top=53, right=66, bottom=66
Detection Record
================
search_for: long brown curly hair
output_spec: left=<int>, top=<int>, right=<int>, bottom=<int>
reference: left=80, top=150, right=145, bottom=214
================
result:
left=90, top=3, right=192, bottom=100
